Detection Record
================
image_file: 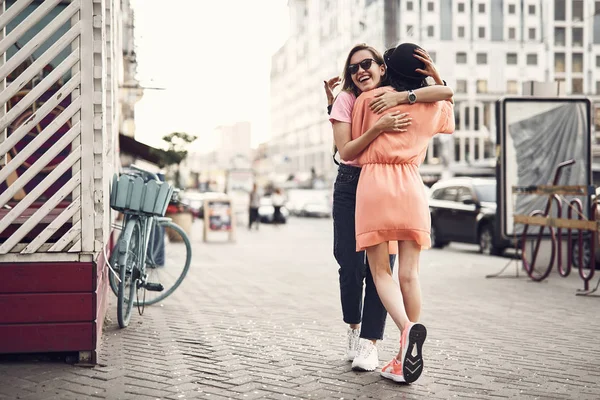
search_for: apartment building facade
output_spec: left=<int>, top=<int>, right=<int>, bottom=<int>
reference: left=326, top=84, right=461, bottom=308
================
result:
left=268, top=0, right=600, bottom=184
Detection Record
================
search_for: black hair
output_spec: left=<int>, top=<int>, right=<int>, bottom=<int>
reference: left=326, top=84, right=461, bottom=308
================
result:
left=387, top=74, right=428, bottom=92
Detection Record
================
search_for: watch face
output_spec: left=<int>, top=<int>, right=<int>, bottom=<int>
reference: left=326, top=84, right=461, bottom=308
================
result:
left=409, top=92, right=417, bottom=102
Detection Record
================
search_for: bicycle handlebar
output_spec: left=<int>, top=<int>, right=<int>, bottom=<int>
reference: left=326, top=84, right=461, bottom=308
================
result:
left=128, top=164, right=160, bottom=182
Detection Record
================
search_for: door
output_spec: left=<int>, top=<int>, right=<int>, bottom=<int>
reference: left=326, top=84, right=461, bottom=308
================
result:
left=452, top=186, right=479, bottom=242
left=430, top=186, right=459, bottom=240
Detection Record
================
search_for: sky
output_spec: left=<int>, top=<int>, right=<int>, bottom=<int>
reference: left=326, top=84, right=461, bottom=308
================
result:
left=130, top=0, right=290, bottom=152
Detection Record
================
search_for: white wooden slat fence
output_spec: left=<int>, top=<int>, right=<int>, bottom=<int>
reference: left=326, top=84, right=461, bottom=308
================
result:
left=0, top=0, right=119, bottom=263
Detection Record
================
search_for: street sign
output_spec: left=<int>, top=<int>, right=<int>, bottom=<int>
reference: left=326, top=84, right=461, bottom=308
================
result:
left=203, top=196, right=235, bottom=243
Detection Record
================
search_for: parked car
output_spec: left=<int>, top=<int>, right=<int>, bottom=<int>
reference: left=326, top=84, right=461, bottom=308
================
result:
left=180, top=191, right=226, bottom=219
left=429, top=177, right=513, bottom=255
left=286, top=189, right=332, bottom=218
left=258, top=196, right=289, bottom=224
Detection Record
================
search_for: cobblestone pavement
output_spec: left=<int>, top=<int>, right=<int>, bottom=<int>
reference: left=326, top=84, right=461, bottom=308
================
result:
left=1, top=218, right=600, bottom=400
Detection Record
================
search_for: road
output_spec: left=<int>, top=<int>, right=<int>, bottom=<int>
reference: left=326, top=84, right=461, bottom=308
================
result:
left=1, top=217, right=599, bottom=399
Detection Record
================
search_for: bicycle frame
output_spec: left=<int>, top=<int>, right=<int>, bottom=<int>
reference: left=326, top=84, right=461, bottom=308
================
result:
left=116, top=213, right=167, bottom=283
left=515, top=159, right=599, bottom=294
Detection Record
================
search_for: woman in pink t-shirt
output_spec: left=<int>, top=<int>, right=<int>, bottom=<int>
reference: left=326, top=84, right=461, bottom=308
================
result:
left=327, top=43, right=453, bottom=373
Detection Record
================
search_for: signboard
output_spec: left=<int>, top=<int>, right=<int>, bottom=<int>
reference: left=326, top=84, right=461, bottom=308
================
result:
left=496, top=97, right=592, bottom=240
left=203, top=197, right=235, bottom=242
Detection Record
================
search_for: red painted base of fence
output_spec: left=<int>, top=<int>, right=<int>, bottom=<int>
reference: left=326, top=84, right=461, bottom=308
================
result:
left=0, top=252, right=110, bottom=363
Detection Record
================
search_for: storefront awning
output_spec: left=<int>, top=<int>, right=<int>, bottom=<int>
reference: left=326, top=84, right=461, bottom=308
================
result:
left=119, top=133, right=165, bottom=166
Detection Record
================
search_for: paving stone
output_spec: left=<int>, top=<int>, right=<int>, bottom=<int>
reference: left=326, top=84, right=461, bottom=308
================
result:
left=1, top=220, right=599, bottom=399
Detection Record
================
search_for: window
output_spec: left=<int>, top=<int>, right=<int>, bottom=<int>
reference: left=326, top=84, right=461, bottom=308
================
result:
left=427, top=1, right=434, bottom=11
left=407, top=25, right=414, bottom=36
left=555, top=27, right=565, bottom=46
left=458, top=2, right=465, bottom=12
left=477, top=80, right=488, bottom=93
left=596, top=55, right=600, bottom=68
left=439, top=187, right=458, bottom=201
left=506, top=53, right=518, bottom=65
left=429, top=51, right=437, bottom=63
left=573, top=0, right=583, bottom=21
left=427, top=26, right=435, bottom=37
left=458, top=26, right=465, bottom=38
left=454, top=108, right=462, bottom=130
left=528, top=28, right=536, bottom=40
left=572, top=53, right=583, bottom=73
left=528, top=4, right=536, bottom=15
left=476, top=53, right=488, bottom=64
left=457, top=187, right=474, bottom=204
left=456, top=79, right=467, bottom=93
left=554, top=0, right=565, bottom=21
left=596, top=81, right=600, bottom=94
left=572, top=78, right=583, bottom=94
left=508, top=4, right=516, bottom=14
left=508, top=27, right=516, bottom=39
left=526, top=54, right=538, bottom=65
left=507, top=80, right=519, bottom=94
left=555, top=52, right=566, bottom=73
left=478, top=3, right=485, bottom=13
left=456, top=52, right=467, bottom=64
left=407, top=1, right=413, bottom=11
left=478, top=27, right=486, bottom=38
left=572, top=28, right=583, bottom=47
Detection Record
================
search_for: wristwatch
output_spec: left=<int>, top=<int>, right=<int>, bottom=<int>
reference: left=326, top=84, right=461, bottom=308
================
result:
left=408, top=90, right=417, bottom=104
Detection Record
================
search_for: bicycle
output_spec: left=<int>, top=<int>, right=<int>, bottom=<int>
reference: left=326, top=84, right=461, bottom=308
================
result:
left=519, top=159, right=596, bottom=287
left=108, top=165, right=192, bottom=328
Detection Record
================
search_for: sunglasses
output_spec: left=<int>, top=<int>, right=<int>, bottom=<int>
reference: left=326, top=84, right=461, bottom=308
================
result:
left=348, top=58, right=378, bottom=75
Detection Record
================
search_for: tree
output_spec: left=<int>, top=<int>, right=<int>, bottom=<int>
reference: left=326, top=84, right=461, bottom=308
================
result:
left=156, top=132, right=197, bottom=188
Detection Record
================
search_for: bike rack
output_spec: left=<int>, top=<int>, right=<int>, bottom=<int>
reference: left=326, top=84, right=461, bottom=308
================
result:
left=512, top=159, right=600, bottom=296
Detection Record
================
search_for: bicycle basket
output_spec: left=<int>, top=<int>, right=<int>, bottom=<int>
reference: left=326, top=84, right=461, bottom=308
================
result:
left=110, top=173, right=174, bottom=216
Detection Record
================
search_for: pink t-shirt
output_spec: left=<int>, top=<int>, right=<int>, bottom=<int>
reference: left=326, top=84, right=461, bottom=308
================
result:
left=329, top=91, right=358, bottom=166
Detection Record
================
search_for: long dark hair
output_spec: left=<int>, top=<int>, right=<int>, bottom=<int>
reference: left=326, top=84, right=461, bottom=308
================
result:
left=341, top=43, right=388, bottom=97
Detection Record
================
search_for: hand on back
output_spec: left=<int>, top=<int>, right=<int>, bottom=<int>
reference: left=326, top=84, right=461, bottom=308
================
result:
left=374, top=111, right=412, bottom=133
left=369, top=91, right=399, bottom=114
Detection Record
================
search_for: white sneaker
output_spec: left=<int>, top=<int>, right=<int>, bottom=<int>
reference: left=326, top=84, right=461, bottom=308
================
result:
left=352, top=339, right=379, bottom=371
left=346, top=328, right=360, bottom=361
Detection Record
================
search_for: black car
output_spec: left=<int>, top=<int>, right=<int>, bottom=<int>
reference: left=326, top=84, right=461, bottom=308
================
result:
left=429, top=177, right=512, bottom=255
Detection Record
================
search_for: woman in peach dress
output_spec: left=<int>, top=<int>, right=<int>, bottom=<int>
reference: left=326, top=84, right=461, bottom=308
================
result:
left=351, top=43, right=455, bottom=384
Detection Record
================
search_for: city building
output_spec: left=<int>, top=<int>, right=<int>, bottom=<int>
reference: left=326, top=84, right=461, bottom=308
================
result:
left=119, top=0, right=144, bottom=139
left=268, top=0, right=600, bottom=185
left=184, top=121, right=253, bottom=191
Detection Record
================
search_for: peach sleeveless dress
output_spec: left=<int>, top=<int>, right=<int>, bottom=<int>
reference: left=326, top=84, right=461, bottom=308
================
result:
left=351, top=87, right=455, bottom=251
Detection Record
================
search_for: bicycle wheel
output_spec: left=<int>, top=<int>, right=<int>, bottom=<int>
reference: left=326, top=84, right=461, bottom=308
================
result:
left=108, top=240, right=119, bottom=297
left=521, top=210, right=556, bottom=282
left=136, top=220, right=191, bottom=306
left=117, top=218, right=142, bottom=328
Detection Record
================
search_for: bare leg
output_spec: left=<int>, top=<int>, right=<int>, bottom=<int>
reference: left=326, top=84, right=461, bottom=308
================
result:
left=398, top=240, right=422, bottom=323
left=366, top=242, right=410, bottom=333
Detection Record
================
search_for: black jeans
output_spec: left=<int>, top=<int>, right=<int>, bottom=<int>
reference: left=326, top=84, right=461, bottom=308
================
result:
left=248, top=207, right=259, bottom=228
left=332, top=163, right=396, bottom=340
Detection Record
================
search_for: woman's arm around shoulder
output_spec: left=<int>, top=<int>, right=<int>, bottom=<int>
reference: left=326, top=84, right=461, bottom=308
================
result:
left=435, top=100, right=455, bottom=134
left=369, top=85, right=453, bottom=114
